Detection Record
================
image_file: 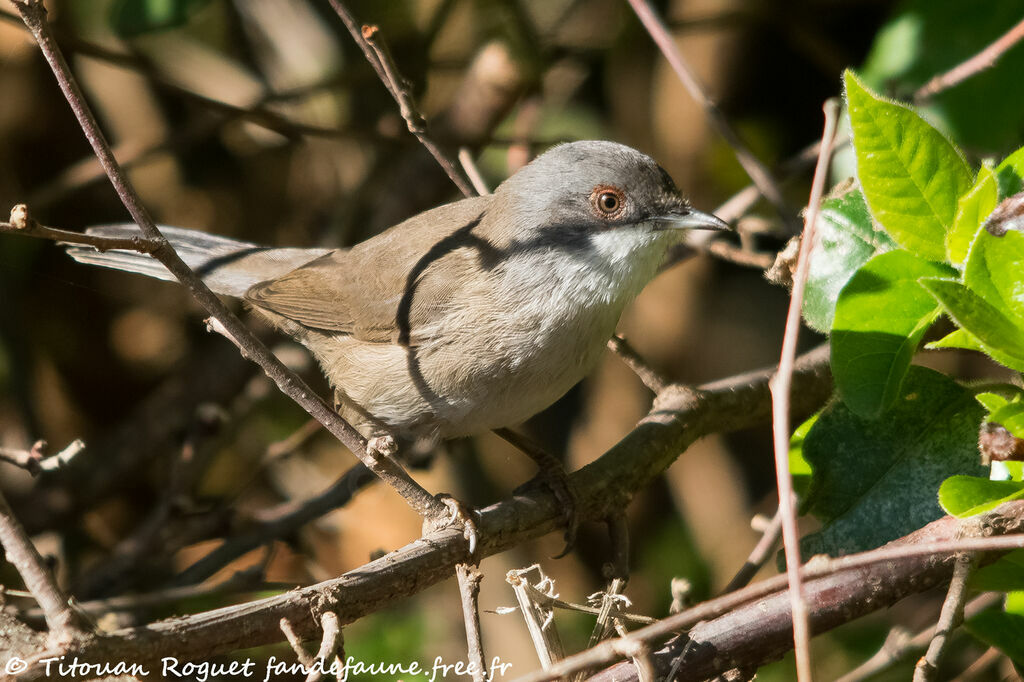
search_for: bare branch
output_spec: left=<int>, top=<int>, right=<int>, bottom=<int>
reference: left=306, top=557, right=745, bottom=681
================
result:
left=835, top=594, right=1001, bottom=682
left=0, top=439, right=84, bottom=477
left=720, top=507, right=783, bottom=594
left=767, top=97, right=841, bottom=682
left=0, top=487, right=85, bottom=645
left=914, top=17, right=1024, bottom=101
left=324, top=1, right=475, bottom=197
left=626, top=0, right=797, bottom=232
left=456, top=564, right=486, bottom=682
left=9, top=0, right=447, bottom=523
left=913, top=553, right=977, bottom=682
left=607, top=335, right=669, bottom=394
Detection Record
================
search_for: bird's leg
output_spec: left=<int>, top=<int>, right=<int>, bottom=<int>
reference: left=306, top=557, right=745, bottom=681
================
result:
left=495, top=427, right=578, bottom=556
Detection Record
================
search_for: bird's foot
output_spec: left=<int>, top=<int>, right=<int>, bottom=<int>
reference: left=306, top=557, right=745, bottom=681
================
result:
left=366, top=434, right=399, bottom=459
left=424, top=494, right=480, bottom=559
left=516, top=465, right=578, bottom=558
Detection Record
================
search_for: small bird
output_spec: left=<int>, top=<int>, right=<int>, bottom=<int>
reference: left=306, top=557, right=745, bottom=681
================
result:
left=68, top=141, right=727, bottom=457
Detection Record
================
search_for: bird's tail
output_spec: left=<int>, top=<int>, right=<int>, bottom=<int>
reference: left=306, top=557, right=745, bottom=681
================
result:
left=65, top=225, right=331, bottom=297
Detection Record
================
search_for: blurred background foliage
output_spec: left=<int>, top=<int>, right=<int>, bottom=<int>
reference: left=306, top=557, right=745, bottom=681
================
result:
left=1, top=0, right=1023, bottom=679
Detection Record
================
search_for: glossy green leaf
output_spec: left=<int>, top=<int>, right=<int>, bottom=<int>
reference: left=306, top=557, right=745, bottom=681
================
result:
left=844, top=71, right=973, bottom=262
left=925, top=327, right=986, bottom=352
left=938, top=476, right=1024, bottom=517
left=990, top=397, right=1024, bottom=439
left=997, top=146, right=1024, bottom=198
left=965, top=229, right=1024, bottom=324
left=799, top=366, right=985, bottom=557
left=831, top=250, right=955, bottom=417
left=977, top=391, right=1011, bottom=413
left=803, top=188, right=896, bottom=332
left=790, top=413, right=818, bottom=500
left=966, top=600, right=1024, bottom=667
left=948, top=166, right=997, bottom=265
left=971, top=550, right=1024, bottom=592
left=921, top=278, right=1024, bottom=372
left=860, top=0, right=1024, bottom=155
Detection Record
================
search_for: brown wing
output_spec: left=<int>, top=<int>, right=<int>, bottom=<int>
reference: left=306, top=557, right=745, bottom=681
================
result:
left=245, top=196, right=490, bottom=344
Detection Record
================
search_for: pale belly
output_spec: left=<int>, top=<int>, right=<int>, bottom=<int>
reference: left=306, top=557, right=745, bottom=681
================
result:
left=310, top=297, right=623, bottom=440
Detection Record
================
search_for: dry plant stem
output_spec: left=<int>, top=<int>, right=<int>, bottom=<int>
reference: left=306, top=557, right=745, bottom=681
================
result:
left=914, top=17, right=1024, bottom=101
left=0, top=487, right=84, bottom=643
left=280, top=618, right=314, bottom=669
left=456, top=564, right=487, bottom=682
left=508, top=567, right=565, bottom=669
left=913, top=553, right=977, bottom=682
left=11, top=346, right=832, bottom=676
left=517, top=504, right=1024, bottom=682
left=835, top=593, right=1001, bottom=682
left=626, top=0, right=796, bottom=232
left=306, top=612, right=342, bottom=682
left=720, top=507, right=783, bottom=594
left=11, top=0, right=446, bottom=522
left=607, top=335, right=668, bottom=393
left=768, top=98, right=840, bottom=682
left=0, top=217, right=159, bottom=253
left=324, top=0, right=474, bottom=197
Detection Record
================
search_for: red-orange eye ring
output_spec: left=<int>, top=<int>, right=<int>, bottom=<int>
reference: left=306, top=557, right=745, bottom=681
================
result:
left=591, top=186, right=625, bottom=218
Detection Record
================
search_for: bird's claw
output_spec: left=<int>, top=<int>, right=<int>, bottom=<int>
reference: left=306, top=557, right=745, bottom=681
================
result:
left=425, top=494, right=480, bottom=559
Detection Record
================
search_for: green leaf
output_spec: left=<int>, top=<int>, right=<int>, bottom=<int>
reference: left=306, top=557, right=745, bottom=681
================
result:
left=844, top=70, right=973, bottom=262
left=938, top=476, right=1024, bottom=517
left=965, top=230, right=1024, bottom=324
left=803, top=188, right=896, bottom=333
left=860, top=1, right=1024, bottom=155
left=948, top=166, right=997, bottom=265
left=110, top=0, right=212, bottom=37
left=831, top=250, right=955, bottom=417
left=997, top=146, right=1024, bottom=198
left=799, top=366, right=986, bottom=557
left=966, top=600, right=1024, bottom=668
left=990, top=397, right=1024, bottom=439
left=921, top=278, right=1024, bottom=372
left=971, top=550, right=1024, bottom=592
left=925, top=327, right=986, bottom=352
left=977, top=391, right=1011, bottom=413
left=790, top=413, right=819, bottom=500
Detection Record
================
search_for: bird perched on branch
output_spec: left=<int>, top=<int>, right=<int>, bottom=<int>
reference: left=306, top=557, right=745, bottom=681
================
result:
left=67, top=140, right=727, bottom=501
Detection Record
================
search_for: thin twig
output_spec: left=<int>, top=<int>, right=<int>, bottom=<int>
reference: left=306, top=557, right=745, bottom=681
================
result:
left=511, top=511, right=1024, bottom=682
left=10, top=0, right=448, bottom=524
left=1, top=211, right=160, bottom=254
left=281, top=618, right=315, bottom=669
left=720, top=507, right=783, bottom=594
left=456, top=564, right=487, bottom=682
left=913, top=553, right=977, bottom=682
left=835, top=593, right=1001, bottom=682
left=0, top=439, right=84, bottom=477
left=607, top=335, right=669, bottom=393
left=306, top=612, right=342, bottom=682
left=459, top=147, right=491, bottom=195
left=767, top=98, right=840, bottom=682
left=626, top=0, right=797, bottom=232
left=0, top=487, right=84, bottom=645
left=914, top=17, right=1024, bottom=101
left=323, top=0, right=474, bottom=197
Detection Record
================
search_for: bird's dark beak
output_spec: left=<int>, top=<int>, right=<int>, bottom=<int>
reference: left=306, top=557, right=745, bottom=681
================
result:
left=654, top=207, right=731, bottom=232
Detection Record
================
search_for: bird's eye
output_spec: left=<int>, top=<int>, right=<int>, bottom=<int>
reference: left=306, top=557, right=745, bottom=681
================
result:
left=591, top=186, right=625, bottom=218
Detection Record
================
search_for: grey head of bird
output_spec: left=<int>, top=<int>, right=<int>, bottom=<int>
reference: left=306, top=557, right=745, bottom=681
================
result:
left=476, top=140, right=729, bottom=302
